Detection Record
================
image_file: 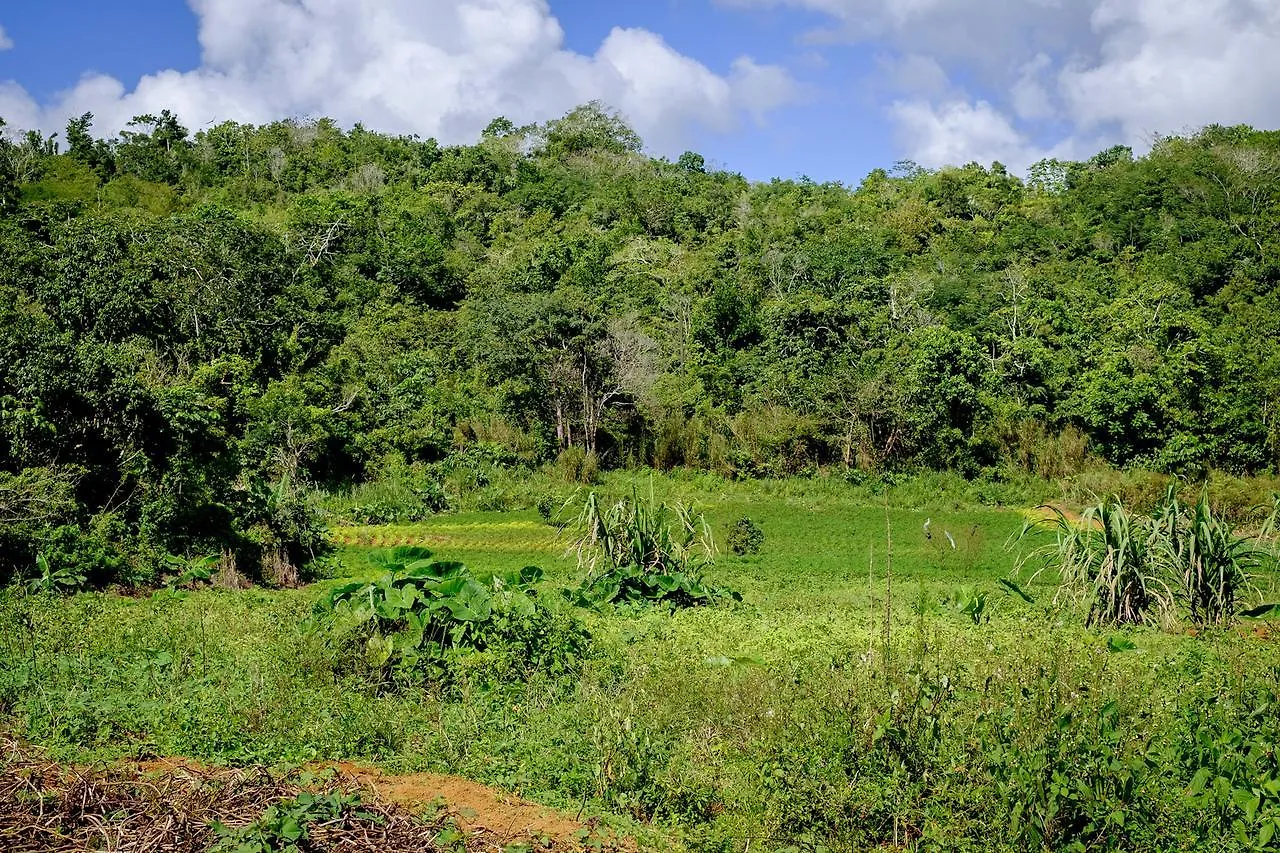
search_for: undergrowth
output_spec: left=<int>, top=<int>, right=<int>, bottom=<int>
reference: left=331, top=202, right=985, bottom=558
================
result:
left=308, top=547, right=589, bottom=690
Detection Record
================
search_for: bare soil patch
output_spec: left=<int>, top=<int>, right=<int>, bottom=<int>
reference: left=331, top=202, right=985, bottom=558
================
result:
left=1, top=738, right=629, bottom=852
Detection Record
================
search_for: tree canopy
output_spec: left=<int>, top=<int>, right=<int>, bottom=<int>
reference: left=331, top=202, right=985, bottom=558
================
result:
left=2, top=107, right=1279, bottom=585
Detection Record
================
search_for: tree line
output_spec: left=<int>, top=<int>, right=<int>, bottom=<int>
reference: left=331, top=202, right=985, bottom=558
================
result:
left=1, top=103, right=1278, bottom=585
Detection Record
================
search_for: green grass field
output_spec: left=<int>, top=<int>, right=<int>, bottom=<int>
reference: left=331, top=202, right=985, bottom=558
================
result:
left=3, top=473, right=1279, bottom=851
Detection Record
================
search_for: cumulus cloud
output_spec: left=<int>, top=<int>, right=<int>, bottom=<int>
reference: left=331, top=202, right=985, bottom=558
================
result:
left=0, top=24, right=11, bottom=51
left=1061, top=0, right=1280, bottom=143
left=0, top=0, right=798, bottom=154
left=721, top=0, right=1280, bottom=169
left=890, top=99, right=1030, bottom=169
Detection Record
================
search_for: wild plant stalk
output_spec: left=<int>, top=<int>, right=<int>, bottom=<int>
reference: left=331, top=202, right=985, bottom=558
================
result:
left=867, top=543, right=875, bottom=660
left=571, top=486, right=715, bottom=575
left=1156, top=489, right=1268, bottom=627
left=1021, top=497, right=1173, bottom=627
left=883, top=499, right=892, bottom=680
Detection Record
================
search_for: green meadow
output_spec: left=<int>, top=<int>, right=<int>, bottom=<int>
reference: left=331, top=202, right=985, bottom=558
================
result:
left=3, top=473, right=1279, bottom=851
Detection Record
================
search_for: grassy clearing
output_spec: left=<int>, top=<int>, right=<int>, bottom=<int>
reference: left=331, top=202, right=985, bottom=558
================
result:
left=3, top=473, right=1279, bottom=851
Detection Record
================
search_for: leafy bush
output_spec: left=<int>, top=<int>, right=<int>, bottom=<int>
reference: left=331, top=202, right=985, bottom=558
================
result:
left=555, top=446, right=600, bottom=484
left=726, top=516, right=765, bottom=556
left=1179, top=691, right=1280, bottom=850
left=27, top=519, right=126, bottom=590
left=311, top=547, right=589, bottom=687
left=567, top=489, right=739, bottom=609
left=981, top=700, right=1159, bottom=851
left=326, top=465, right=449, bottom=526
left=0, top=466, right=80, bottom=578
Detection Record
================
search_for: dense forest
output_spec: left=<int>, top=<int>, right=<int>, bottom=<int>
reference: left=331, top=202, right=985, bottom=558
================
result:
left=1, top=104, right=1278, bottom=586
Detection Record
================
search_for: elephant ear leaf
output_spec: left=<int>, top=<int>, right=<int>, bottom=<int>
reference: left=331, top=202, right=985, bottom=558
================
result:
left=443, top=581, right=492, bottom=622
left=391, top=546, right=433, bottom=563
left=507, top=590, right=538, bottom=618
left=403, top=559, right=452, bottom=579
left=497, top=565, right=545, bottom=591
left=317, top=581, right=366, bottom=613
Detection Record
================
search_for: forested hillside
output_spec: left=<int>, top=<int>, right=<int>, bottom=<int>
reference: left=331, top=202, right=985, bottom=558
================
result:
left=2, top=104, right=1278, bottom=585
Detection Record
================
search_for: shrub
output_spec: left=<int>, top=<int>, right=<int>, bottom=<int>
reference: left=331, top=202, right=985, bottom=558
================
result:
left=555, top=446, right=600, bottom=484
left=310, top=547, right=589, bottom=688
left=29, top=519, right=127, bottom=590
left=998, top=419, right=1092, bottom=480
left=982, top=700, right=1159, bottom=851
left=727, top=517, right=765, bottom=556
left=1178, top=690, right=1280, bottom=850
left=330, top=465, right=448, bottom=526
left=567, top=489, right=739, bottom=609
left=0, top=466, right=79, bottom=579
left=236, top=475, right=331, bottom=581
left=535, top=493, right=559, bottom=524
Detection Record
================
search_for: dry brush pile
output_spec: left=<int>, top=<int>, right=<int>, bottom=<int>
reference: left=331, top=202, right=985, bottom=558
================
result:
left=0, top=736, right=449, bottom=853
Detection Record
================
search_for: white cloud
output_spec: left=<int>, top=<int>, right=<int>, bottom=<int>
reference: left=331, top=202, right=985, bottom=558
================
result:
left=0, top=0, right=799, bottom=154
left=730, top=56, right=805, bottom=123
left=0, top=82, right=40, bottom=134
left=720, top=0, right=1096, bottom=72
left=883, top=54, right=950, bottom=99
left=720, top=0, right=1280, bottom=169
left=0, top=24, right=12, bottom=51
left=890, top=99, right=1035, bottom=171
left=1061, top=0, right=1280, bottom=142
left=1010, top=54, right=1054, bottom=122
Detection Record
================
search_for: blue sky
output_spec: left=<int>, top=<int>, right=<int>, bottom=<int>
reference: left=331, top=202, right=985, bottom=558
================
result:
left=1, top=1, right=1278, bottom=183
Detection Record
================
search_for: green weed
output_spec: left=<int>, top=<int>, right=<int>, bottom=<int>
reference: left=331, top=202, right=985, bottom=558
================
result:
left=310, top=547, right=588, bottom=688
left=567, top=489, right=739, bottom=609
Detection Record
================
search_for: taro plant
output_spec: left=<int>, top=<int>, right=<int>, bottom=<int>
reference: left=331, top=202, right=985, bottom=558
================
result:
left=942, top=585, right=990, bottom=625
left=566, top=488, right=739, bottom=609
left=310, top=547, right=587, bottom=686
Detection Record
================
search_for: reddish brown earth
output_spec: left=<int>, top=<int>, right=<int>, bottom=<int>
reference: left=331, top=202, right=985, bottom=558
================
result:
left=136, top=756, right=632, bottom=850
left=3, top=739, right=633, bottom=852
left=328, top=761, right=626, bottom=849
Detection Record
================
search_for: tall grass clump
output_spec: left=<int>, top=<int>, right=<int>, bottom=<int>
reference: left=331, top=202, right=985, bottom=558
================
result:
left=1155, top=490, right=1273, bottom=627
left=567, top=487, right=738, bottom=608
left=1044, top=496, right=1173, bottom=627
left=1022, top=488, right=1278, bottom=628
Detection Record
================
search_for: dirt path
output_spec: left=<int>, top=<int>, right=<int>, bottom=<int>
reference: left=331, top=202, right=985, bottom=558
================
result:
left=330, top=761, right=620, bottom=849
